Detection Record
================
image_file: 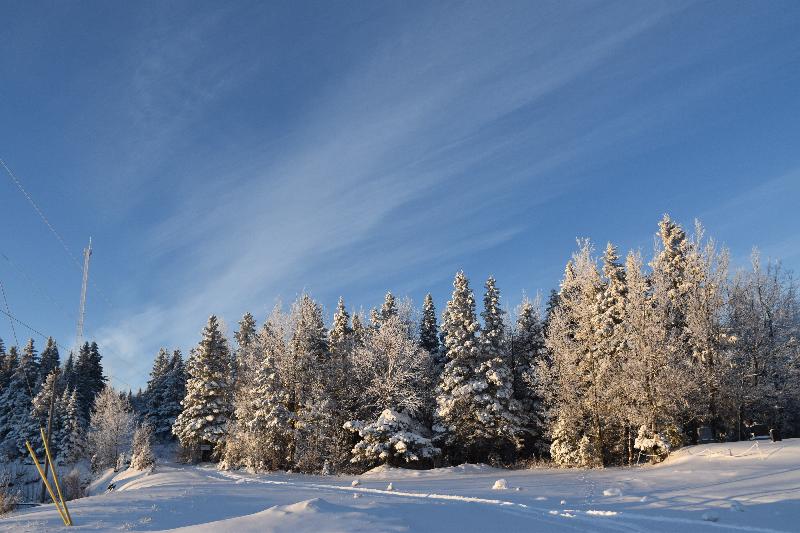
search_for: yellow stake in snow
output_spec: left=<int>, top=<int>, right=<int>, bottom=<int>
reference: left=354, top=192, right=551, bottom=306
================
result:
left=40, top=427, right=73, bottom=525
left=25, top=440, right=71, bottom=526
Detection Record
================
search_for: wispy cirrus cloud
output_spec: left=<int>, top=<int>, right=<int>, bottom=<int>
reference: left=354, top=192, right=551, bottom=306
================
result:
left=97, top=0, right=733, bottom=386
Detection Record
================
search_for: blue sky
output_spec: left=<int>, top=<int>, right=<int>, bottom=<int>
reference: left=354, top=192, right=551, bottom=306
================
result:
left=1, top=0, right=799, bottom=390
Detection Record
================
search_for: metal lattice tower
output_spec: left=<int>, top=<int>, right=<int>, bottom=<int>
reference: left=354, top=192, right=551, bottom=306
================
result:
left=75, top=237, right=92, bottom=350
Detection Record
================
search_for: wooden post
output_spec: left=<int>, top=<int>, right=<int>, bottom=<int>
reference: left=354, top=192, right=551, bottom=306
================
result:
left=25, top=441, right=69, bottom=526
left=41, top=427, right=72, bottom=525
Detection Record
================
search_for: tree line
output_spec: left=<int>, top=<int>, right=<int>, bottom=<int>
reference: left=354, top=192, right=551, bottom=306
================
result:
left=1, top=214, right=797, bottom=474
left=164, top=214, right=800, bottom=471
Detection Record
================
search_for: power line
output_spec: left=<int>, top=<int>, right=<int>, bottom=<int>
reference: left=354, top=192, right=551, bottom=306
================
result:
left=0, top=306, right=132, bottom=390
left=1, top=251, right=140, bottom=390
left=0, top=279, right=20, bottom=346
left=1, top=252, right=77, bottom=324
left=0, top=156, right=114, bottom=309
left=0, top=156, right=137, bottom=390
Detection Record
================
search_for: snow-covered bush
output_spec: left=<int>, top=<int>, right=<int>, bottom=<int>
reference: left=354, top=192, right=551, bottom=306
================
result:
left=130, top=423, right=156, bottom=471
left=345, top=409, right=440, bottom=467
left=634, top=425, right=671, bottom=462
left=0, top=471, right=19, bottom=515
left=492, top=478, right=508, bottom=490
left=61, top=467, right=86, bottom=501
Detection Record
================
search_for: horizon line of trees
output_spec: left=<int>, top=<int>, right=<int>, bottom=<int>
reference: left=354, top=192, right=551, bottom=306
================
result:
left=1, top=214, right=798, bottom=474
left=160, top=214, right=799, bottom=471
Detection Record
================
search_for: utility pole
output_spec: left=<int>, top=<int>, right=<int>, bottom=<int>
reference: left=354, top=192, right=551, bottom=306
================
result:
left=75, top=237, right=92, bottom=351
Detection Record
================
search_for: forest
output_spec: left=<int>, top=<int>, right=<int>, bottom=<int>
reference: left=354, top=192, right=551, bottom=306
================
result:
left=1, top=214, right=797, bottom=479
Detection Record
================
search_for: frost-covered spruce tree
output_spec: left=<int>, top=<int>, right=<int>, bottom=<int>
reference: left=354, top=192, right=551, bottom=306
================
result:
left=379, top=292, right=398, bottom=324
left=594, top=243, right=629, bottom=457
left=434, top=272, right=480, bottom=462
left=173, top=316, right=233, bottom=460
left=56, top=388, right=85, bottom=464
left=0, top=343, right=39, bottom=459
left=37, top=337, right=60, bottom=389
left=511, top=296, right=546, bottom=455
left=226, top=319, right=295, bottom=471
left=283, top=294, right=332, bottom=471
left=540, top=243, right=610, bottom=467
left=650, top=216, right=703, bottom=440
left=351, top=312, right=367, bottom=348
left=329, top=297, right=353, bottom=351
left=327, top=297, right=359, bottom=468
left=419, top=293, right=443, bottom=373
left=435, top=271, right=522, bottom=463
left=0, top=339, right=11, bottom=390
left=345, top=409, right=439, bottom=467
left=476, top=276, right=525, bottom=461
left=29, top=369, right=63, bottom=456
left=88, top=386, right=134, bottom=471
left=75, top=341, right=106, bottom=423
left=156, top=350, right=186, bottom=441
left=233, top=312, right=258, bottom=388
left=61, top=352, right=77, bottom=394
left=130, top=422, right=156, bottom=471
left=144, top=348, right=170, bottom=431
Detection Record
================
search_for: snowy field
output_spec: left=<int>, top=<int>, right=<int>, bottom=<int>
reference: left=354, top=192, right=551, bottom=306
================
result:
left=2, top=439, right=798, bottom=532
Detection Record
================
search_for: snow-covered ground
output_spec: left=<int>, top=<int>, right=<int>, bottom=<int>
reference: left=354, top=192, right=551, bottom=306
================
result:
left=2, top=439, right=798, bottom=532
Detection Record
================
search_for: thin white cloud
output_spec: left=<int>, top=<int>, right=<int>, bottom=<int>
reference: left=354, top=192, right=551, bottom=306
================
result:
left=97, top=2, right=714, bottom=385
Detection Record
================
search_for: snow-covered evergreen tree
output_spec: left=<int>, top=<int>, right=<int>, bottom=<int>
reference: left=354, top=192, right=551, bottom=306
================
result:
left=419, top=293, right=440, bottom=361
left=379, top=292, right=398, bottom=324
left=539, top=242, right=610, bottom=466
left=511, top=296, right=546, bottom=454
left=173, top=316, right=233, bottom=459
left=61, top=352, right=77, bottom=394
left=0, top=339, right=11, bottom=391
left=284, top=295, right=334, bottom=471
left=157, top=350, right=186, bottom=441
left=0, top=343, right=39, bottom=459
left=475, top=276, right=525, bottom=460
left=329, top=297, right=352, bottom=352
left=351, top=312, right=367, bottom=348
left=224, top=319, right=295, bottom=471
left=233, top=312, right=258, bottom=387
left=29, top=369, right=63, bottom=456
left=345, top=409, right=439, bottom=467
left=434, top=272, right=523, bottom=463
left=37, top=337, right=60, bottom=389
left=75, top=342, right=106, bottom=423
left=56, top=388, right=84, bottom=464
left=144, top=348, right=170, bottom=431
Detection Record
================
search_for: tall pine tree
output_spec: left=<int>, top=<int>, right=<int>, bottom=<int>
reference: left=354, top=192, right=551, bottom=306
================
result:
left=173, top=316, right=233, bottom=459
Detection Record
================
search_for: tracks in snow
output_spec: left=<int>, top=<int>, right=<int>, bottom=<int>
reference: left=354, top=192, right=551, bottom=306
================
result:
left=209, top=469, right=791, bottom=533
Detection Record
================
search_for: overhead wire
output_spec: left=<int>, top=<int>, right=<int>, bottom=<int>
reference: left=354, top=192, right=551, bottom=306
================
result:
left=0, top=305, right=133, bottom=390
left=0, top=155, right=136, bottom=389
left=0, top=156, right=115, bottom=309
left=0, top=278, right=20, bottom=347
left=1, top=251, right=137, bottom=389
